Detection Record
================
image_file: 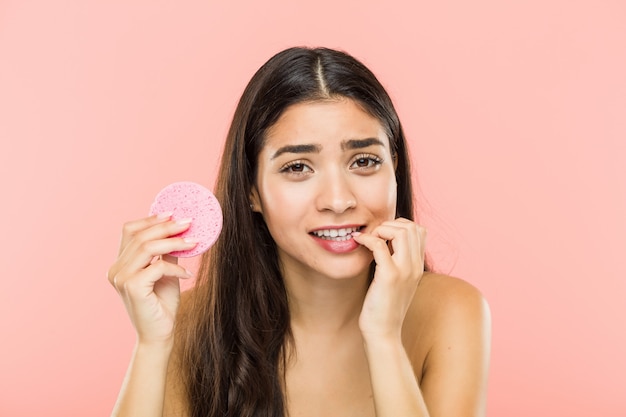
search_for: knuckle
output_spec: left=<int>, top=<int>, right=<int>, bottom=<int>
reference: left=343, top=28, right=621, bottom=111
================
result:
left=121, top=221, right=137, bottom=237
left=138, top=239, right=156, bottom=255
left=111, top=272, right=127, bottom=292
left=152, top=259, right=168, bottom=272
left=373, top=240, right=387, bottom=251
left=106, top=267, right=116, bottom=285
left=152, top=259, right=178, bottom=278
left=107, top=265, right=125, bottom=290
left=121, top=217, right=158, bottom=239
left=121, top=278, right=139, bottom=295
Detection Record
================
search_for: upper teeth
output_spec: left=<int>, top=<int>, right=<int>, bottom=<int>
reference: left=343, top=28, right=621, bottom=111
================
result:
left=312, top=227, right=360, bottom=238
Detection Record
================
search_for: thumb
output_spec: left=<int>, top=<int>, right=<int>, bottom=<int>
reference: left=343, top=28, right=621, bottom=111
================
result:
left=162, top=254, right=179, bottom=265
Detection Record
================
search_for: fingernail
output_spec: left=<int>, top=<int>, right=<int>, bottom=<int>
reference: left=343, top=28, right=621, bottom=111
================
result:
left=176, top=218, right=193, bottom=226
left=184, top=269, right=193, bottom=277
left=351, top=231, right=362, bottom=238
left=156, top=211, right=173, bottom=219
left=183, top=237, right=199, bottom=244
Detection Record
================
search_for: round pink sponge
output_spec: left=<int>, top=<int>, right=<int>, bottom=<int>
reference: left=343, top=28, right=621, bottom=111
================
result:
left=149, top=181, right=223, bottom=258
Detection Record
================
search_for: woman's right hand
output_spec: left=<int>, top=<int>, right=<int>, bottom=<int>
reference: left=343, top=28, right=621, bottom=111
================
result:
left=107, top=213, right=198, bottom=346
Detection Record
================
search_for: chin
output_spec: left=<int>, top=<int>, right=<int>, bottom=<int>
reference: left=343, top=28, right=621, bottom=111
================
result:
left=315, top=254, right=373, bottom=281
left=278, top=244, right=373, bottom=282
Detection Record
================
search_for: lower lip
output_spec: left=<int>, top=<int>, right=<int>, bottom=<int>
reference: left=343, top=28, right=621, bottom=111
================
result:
left=311, top=235, right=360, bottom=254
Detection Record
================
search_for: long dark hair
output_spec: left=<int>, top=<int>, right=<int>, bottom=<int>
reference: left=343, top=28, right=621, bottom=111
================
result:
left=180, top=47, right=419, bottom=417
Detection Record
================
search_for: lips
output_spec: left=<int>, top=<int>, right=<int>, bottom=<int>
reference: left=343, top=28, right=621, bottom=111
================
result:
left=308, top=226, right=364, bottom=254
left=310, top=226, right=362, bottom=241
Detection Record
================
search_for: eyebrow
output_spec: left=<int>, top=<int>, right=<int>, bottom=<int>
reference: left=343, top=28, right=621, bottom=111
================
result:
left=271, top=144, right=322, bottom=160
left=270, top=138, right=384, bottom=160
left=341, top=137, right=385, bottom=151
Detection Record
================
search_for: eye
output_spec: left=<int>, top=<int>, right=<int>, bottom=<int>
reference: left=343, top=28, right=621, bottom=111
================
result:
left=279, top=161, right=313, bottom=175
left=350, top=154, right=383, bottom=170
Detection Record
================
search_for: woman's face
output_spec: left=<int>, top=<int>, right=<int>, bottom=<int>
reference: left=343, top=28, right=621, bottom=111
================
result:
left=251, top=98, right=397, bottom=282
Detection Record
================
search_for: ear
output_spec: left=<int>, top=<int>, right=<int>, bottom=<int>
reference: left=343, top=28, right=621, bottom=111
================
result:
left=249, top=186, right=262, bottom=213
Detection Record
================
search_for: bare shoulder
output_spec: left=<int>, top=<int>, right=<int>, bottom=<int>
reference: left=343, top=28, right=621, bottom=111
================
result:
left=403, top=272, right=492, bottom=415
left=413, top=272, right=489, bottom=318
left=163, top=288, right=196, bottom=417
left=404, top=272, right=490, bottom=338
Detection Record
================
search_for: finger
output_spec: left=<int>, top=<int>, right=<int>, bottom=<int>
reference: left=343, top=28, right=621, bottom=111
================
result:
left=115, top=218, right=193, bottom=268
left=368, top=223, right=412, bottom=264
left=109, top=234, right=196, bottom=285
left=363, top=220, right=427, bottom=276
left=115, top=259, right=192, bottom=296
left=119, top=213, right=174, bottom=255
left=352, top=232, right=395, bottom=270
left=120, top=236, right=198, bottom=275
left=418, top=227, right=427, bottom=261
left=162, top=254, right=178, bottom=265
left=123, top=217, right=192, bottom=254
left=376, top=220, right=426, bottom=265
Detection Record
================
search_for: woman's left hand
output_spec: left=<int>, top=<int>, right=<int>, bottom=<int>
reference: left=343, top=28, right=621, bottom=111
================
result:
left=352, top=218, right=427, bottom=342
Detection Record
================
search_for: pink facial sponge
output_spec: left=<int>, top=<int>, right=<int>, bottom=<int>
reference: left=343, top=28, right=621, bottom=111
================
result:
left=149, top=181, right=223, bottom=258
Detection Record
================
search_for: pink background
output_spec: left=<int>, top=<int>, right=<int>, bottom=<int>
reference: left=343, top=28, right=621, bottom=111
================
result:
left=1, top=0, right=625, bottom=415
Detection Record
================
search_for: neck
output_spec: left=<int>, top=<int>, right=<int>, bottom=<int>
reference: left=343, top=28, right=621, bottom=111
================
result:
left=283, top=266, right=370, bottom=334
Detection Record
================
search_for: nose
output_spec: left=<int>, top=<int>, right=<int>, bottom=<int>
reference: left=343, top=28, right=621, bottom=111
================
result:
left=315, top=172, right=356, bottom=214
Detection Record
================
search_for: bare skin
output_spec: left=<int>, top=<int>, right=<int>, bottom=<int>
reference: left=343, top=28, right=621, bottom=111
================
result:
left=111, top=100, right=491, bottom=417
left=162, top=272, right=490, bottom=417
left=111, top=219, right=491, bottom=417
left=281, top=272, right=490, bottom=417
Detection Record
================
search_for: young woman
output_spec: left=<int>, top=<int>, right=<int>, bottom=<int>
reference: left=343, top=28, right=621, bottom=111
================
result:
left=108, top=47, right=491, bottom=417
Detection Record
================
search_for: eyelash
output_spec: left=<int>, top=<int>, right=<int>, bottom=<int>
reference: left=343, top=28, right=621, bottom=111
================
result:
left=279, top=161, right=311, bottom=175
left=279, top=154, right=383, bottom=176
left=351, top=153, right=383, bottom=170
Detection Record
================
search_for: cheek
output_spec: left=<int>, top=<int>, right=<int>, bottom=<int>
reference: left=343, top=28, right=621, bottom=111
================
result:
left=258, top=179, right=314, bottom=230
left=261, top=183, right=311, bottom=212
left=356, top=174, right=397, bottom=219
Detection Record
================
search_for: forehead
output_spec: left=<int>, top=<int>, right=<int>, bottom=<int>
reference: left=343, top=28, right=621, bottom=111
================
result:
left=263, top=99, right=390, bottom=151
